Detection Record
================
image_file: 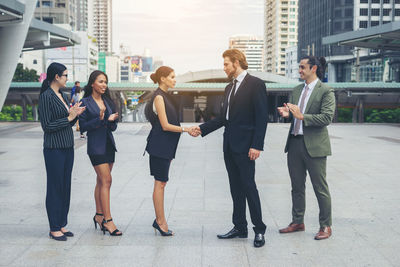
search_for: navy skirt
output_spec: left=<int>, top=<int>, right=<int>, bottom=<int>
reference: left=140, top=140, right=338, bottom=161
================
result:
left=149, top=155, right=171, bottom=182
left=89, top=137, right=115, bottom=166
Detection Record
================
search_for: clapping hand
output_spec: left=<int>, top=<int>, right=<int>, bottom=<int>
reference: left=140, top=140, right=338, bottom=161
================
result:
left=188, top=126, right=201, bottom=137
left=108, top=112, right=119, bottom=121
left=286, top=103, right=304, bottom=120
left=68, top=102, right=85, bottom=121
left=277, top=103, right=290, bottom=118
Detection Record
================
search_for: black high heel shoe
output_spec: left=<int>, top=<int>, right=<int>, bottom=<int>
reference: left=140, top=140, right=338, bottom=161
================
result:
left=152, top=219, right=173, bottom=236
left=93, top=213, right=104, bottom=230
left=101, top=218, right=122, bottom=236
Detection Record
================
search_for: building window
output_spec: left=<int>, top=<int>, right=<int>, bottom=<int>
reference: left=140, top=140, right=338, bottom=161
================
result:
left=290, top=28, right=296, bottom=32
left=360, top=0, right=368, bottom=3
left=396, top=0, right=400, bottom=3
left=383, top=20, right=391, bottom=24
left=335, top=10, right=342, bottom=18
left=33, top=60, right=37, bottom=64
left=42, top=17, right=53, bottom=23
left=360, top=8, right=368, bottom=16
left=41, top=1, right=52, bottom=7
left=290, top=21, right=296, bottom=25
left=345, top=20, right=353, bottom=30
left=371, top=20, right=380, bottom=26
left=371, top=9, right=380, bottom=16
left=334, top=21, right=342, bottom=29
left=359, top=20, right=368, bottom=28
left=290, top=8, right=296, bottom=12
left=371, top=0, right=380, bottom=2
left=383, top=0, right=390, bottom=3
left=345, top=0, right=353, bottom=4
left=383, top=9, right=391, bottom=16
left=396, top=9, right=400, bottom=16
left=345, top=8, right=353, bottom=17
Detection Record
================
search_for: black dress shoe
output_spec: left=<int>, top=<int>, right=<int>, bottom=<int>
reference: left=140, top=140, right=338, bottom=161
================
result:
left=217, top=228, right=248, bottom=239
left=49, top=232, right=67, bottom=241
left=61, top=231, right=74, bottom=237
left=254, top=233, right=265, bottom=247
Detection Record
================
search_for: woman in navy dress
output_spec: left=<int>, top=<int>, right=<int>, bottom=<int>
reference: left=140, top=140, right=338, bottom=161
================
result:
left=145, top=66, right=196, bottom=236
left=79, top=70, right=122, bottom=236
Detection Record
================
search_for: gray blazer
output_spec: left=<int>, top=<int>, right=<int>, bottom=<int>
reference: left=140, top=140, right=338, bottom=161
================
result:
left=284, top=80, right=336, bottom=157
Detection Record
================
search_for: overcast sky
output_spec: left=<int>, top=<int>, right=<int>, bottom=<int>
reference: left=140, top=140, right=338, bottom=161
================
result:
left=112, top=0, right=264, bottom=75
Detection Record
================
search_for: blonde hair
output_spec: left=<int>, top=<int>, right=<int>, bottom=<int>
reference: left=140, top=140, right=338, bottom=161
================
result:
left=222, top=49, right=248, bottom=70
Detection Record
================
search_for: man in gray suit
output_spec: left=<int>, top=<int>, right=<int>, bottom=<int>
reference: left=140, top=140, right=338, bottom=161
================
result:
left=277, top=56, right=335, bottom=240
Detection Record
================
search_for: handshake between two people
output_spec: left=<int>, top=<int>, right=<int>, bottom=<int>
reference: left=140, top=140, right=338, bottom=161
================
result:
left=183, top=125, right=261, bottom=160
left=186, top=126, right=202, bottom=137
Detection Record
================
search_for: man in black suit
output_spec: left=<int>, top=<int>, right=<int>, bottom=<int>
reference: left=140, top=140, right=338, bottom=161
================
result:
left=192, top=49, right=268, bottom=247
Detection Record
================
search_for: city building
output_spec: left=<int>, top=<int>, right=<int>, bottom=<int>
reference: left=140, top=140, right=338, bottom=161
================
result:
left=76, top=0, right=88, bottom=31
left=264, top=0, right=298, bottom=75
left=99, top=52, right=120, bottom=82
left=34, top=0, right=77, bottom=30
left=298, top=0, right=400, bottom=82
left=44, top=32, right=98, bottom=82
left=90, top=0, right=112, bottom=52
left=229, top=35, right=264, bottom=72
left=118, top=47, right=157, bottom=83
left=285, top=45, right=299, bottom=80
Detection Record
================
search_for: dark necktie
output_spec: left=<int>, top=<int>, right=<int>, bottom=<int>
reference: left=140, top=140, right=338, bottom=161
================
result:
left=228, top=79, right=238, bottom=119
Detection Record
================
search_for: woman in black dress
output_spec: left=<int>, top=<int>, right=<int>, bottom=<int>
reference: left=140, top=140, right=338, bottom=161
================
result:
left=79, top=70, right=122, bottom=236
left=39, top=62, right=85, bottom=241
left=145, top=66, right=196, bottom=236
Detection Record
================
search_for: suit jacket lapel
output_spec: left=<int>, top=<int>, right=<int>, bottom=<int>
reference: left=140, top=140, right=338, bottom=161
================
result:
left=229, top=73, right=250, bottom=120
left=231, top=73, right=249, bottom=106
left=89, top=95, right=100, bottom=114
left=304, top=80, right=321, bottom=114
left=292, top=85, right=303, bottom=105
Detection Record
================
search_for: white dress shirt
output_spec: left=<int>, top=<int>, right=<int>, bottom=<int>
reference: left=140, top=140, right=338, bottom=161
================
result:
left=291, top=78, right=319, bottom=135
left=226, top=70, right=247, bottom=120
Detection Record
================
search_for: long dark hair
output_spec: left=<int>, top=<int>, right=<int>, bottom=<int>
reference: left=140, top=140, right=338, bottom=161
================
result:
left=301, top=56, right=327, bottom=81
left=83, top=70, right=115, bottom=112
left=40, top=62, right=67, bottom=94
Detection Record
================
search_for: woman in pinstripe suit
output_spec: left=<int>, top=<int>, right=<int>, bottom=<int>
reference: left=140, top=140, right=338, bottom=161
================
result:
left=38, top=62, right=85, bottom=241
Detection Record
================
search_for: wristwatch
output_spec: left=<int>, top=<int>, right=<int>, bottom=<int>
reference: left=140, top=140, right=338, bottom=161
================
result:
left=181, top=127, right=185, bottom=132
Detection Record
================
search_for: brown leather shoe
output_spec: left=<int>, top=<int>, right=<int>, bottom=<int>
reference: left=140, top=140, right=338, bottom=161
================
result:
left=314, top=226, right=332, bottom=240
left=279, top=223, right=305, bottom=233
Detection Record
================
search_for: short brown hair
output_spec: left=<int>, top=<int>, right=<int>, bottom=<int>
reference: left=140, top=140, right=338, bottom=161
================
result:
left=222, top=49, right=248, bottom=70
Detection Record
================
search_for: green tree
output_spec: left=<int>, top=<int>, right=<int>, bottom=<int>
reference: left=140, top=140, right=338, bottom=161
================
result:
left=337, top=108, right=353, bottom=122
left=12, top=63, right=39, bottom=82
left=365, top=108, right=400, bottom=123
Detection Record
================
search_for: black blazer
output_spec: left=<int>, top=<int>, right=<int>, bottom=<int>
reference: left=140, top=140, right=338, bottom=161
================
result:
left=145, top=88, right=181, bottom=159
left=79, top=95, right=117, bottom=155
left=39, top=88, right=78, bottom=149
left=199, top=73, right=268, bottom=154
